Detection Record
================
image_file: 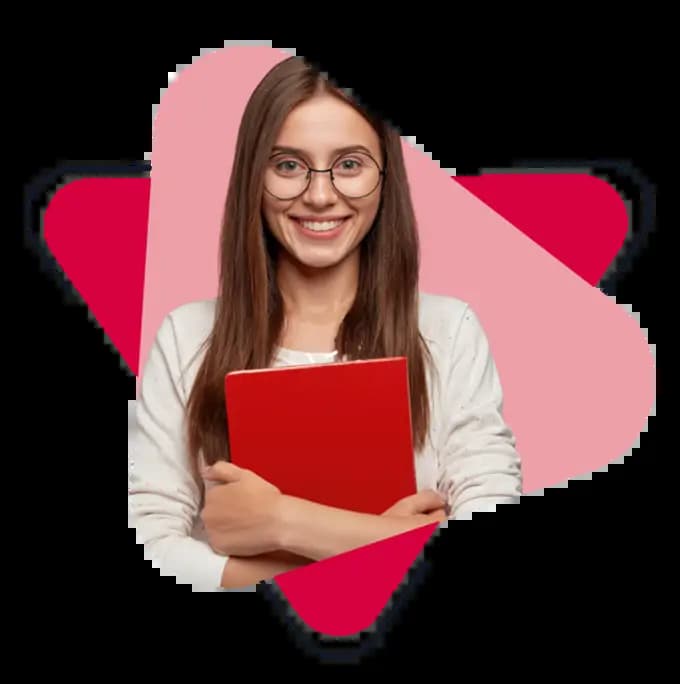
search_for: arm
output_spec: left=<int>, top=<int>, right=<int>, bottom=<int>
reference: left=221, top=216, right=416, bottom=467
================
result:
left=199, top=461, right=444, bottom=563
left=437, top=304, right=523, bottom=519
left=220, top=551, right=311, bottom=589
left=275, top=496, right=441, bottom=562
left=128, top=312, right=229, bottom=591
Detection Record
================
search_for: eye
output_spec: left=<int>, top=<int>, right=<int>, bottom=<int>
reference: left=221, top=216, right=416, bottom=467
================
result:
left=272, top=158, right=306, bottom=175
left=339, top=158, right=360, bottom=169
left=278, top=160, right=298, bottom=171
left=334, top=157, right=364, bottom=175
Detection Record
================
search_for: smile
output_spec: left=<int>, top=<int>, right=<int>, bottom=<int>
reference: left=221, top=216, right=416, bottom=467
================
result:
left=290, top=216, right=351, bottom=239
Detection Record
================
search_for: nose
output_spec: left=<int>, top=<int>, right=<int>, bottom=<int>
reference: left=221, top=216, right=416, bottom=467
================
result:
left=302, top=170, right=338, bottom=206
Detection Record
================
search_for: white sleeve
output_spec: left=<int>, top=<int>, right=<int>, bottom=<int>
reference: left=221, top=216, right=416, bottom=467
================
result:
left=437, top=304, right=523, bottom=520
left=128, top=312, right=229, bottom=591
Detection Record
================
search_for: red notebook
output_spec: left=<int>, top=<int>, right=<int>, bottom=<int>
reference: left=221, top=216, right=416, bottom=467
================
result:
left=224, top=357, right=417, bottom=515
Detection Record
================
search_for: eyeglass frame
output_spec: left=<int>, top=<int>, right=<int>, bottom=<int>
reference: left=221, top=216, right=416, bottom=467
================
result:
left=263, top=150, right=387, bottom=201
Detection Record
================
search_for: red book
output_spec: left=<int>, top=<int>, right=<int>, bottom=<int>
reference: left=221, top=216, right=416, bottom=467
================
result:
left=224, top=357, right=417, bottom=515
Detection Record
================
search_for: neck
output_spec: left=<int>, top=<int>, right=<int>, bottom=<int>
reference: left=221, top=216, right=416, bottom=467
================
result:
left=276, top=250, right=359, bottom=324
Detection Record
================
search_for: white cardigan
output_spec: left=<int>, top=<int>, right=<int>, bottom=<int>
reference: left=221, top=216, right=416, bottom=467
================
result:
left=128, top=291, right=523, bottom=591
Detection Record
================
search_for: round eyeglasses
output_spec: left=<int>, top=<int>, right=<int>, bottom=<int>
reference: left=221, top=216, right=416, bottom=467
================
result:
left=264, top=151, right=385, bottom=201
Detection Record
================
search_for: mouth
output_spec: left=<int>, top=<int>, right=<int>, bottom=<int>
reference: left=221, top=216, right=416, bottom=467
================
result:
left=289, top=215, right=352, bottom=240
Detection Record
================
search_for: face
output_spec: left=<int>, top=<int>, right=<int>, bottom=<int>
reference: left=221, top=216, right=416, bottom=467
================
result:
left=261, top=92, right=384, bottom=270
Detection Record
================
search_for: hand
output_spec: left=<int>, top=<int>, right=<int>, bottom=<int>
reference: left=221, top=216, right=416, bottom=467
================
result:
left=382, top=490, right=448, bottom=524
left=200, top=461, right=284, bottom=557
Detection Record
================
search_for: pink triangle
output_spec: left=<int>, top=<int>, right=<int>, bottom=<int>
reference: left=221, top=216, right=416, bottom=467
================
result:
left=43, top=177, right=150, bottom=375
left=274, top=522, right=439, bottom=637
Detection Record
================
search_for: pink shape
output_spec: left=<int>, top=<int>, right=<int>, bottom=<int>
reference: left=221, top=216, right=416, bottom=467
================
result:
left=44, top=177, right=150, bottom=375
left=275, top=523, right=439, bottom=637
left=454, top=174, right=629, bottom=286
left=137, top=46, right=655, bottom=636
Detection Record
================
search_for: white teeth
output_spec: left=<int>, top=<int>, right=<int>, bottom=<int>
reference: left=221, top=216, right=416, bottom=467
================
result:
left=299, top=219, right=345, bottom=232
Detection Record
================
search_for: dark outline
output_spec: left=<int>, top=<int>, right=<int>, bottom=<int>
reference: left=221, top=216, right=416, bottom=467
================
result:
left=27, top=159, right=655, bottom=659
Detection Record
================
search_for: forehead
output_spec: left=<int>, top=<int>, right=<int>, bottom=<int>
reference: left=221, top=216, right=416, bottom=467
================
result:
left=273, top=93, right=381, bottom=161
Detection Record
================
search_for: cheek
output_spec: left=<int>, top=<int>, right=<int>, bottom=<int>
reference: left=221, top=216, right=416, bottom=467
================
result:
left=357, top=200, right=381, bottom=232
left=261, top=203, right=282, bottom=234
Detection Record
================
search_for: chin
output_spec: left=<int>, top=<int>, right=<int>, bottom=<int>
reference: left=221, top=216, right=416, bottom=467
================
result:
left=293, top=249, right=348, bottom=270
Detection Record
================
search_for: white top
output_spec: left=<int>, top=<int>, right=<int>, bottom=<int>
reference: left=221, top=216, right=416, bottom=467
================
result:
left=128, top=291, right=523, bottom=591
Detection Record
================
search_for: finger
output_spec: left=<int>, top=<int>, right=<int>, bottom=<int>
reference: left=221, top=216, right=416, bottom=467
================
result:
left=201, top=461, right=244, bottom=483
left=414, top=489, right=446, bottom=511
left=429, top=508, right=447, bottom=523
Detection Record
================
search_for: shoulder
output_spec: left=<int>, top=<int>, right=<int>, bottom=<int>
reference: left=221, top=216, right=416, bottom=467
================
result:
left=417, top=291, right=497, bottom=378
left=162, top=298, right=217, bottom=339
left=150, top=298, right=218, bottom=386
left=418, top=291, right=472, bottom=347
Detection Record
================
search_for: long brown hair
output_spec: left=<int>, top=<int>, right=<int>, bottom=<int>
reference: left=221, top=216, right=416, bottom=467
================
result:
left=185, top=55, right=435, bottom=472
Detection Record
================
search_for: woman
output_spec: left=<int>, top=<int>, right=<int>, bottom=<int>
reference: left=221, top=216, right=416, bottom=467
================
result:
left=128, top=56, right=523, bottom=591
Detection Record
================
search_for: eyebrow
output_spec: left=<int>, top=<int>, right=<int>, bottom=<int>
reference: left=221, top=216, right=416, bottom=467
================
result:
left=270, top=144, right=375, bottom=159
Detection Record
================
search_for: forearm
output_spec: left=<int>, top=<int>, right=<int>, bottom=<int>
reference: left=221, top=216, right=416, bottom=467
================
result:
left=276, top=495, right=438, bottom=562
left=220, top=550, right=311, bottom=589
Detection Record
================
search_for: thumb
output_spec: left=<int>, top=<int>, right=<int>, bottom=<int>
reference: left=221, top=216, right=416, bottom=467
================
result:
left=201, top=461, right=244, bottom=483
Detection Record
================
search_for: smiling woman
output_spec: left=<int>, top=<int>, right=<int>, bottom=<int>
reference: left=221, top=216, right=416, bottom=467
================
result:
left=128, top=55, right=523, bottom=591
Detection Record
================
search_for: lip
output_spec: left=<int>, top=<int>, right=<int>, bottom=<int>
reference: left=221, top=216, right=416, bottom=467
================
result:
left=290, top=215, right=351, bottom=240
left=289, top=215, right=352, bottom=222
